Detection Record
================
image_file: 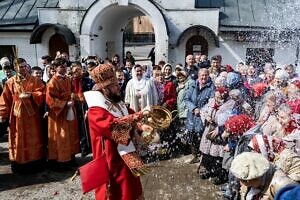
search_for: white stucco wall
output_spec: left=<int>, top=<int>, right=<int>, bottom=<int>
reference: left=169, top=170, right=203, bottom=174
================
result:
left=165, top=8, right=219, bottom=65
left=80, top=0, right=169, bottom=63
left=169, top=31, right=299, bottom=68
left=0, top=32, right=38, bottom=66
left=154, top=0, right=196, bottom=9
left=210, top=34, right=298, bottom=68
left=2, top=0, right=298, bottom=69
left=59, top=0, right=95, bottom=9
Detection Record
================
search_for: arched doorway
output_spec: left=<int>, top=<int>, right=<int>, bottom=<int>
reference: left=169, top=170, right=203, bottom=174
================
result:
left=80, top=0, right=168, bottom=63
left=185, top=35, right=208, bottom=57
left=176, top=25, right=219, bottom=63
left=49, top=34, right=69, bottom=59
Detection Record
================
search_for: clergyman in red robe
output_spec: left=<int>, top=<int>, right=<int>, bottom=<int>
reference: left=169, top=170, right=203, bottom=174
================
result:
left=84, top=64, right=152, bottom=200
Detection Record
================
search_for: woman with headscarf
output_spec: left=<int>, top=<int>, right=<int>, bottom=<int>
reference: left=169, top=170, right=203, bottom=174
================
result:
left=162, top=63, right=177, bottom=86
left=227, top=72, right=250, bottom=102
left=257, top=91, right=286, bottom=136
left=199, top=87, right=231, bottom=184
left=270, top=69, right=289, bottom=95
left=125, top=64, right=158, bottom=112
left=153, top=70, right=176, bottom=111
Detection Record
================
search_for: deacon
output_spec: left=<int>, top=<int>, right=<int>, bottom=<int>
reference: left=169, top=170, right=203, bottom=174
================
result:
left=46, top=58, right=79, bottom=170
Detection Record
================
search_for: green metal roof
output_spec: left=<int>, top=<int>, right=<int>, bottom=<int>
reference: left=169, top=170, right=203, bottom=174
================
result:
left=196, top=0, right=300, bottom=30
left=0, top=0, right=59, bottom=30
left=0, top=0, right=299, bottom=32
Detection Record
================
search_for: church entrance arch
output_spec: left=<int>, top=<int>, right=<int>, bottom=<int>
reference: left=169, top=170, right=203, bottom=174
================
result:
left=185, top=35, right=208, bottom=57
left=80, top=0, right=169, bottom=63
left=49, top=34, right=69, bottom=59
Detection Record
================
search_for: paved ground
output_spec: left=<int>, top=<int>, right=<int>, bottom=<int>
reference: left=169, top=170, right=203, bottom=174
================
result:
left=0, top=135, right=223, bottom=200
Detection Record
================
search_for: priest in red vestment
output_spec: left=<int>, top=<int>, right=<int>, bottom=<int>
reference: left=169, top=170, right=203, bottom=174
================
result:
left=46, top=58, right=80, bottom=170
left=0, top=58, right=45, bottom=173
left=84, top=63, right=152, bottom=200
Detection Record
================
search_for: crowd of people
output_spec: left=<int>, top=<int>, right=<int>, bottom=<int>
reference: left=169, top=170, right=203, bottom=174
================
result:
left=0, top=50, right=299, bottom=200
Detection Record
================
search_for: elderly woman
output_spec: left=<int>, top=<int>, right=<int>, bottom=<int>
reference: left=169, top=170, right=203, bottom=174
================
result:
left=227, top=72, right=250, bottom=102
left=184, top=68, right=215, bottom=163
left=270, top=69, right=289, bottom=94
left=257, top=91, right=285, bottom=136
left=215, top=76, right=227, bottom=88
left=230, top=152, right=297, bottom=200
left=199, top=87, right=230, bottom=184
left=125, top=64, right=158, bottom=112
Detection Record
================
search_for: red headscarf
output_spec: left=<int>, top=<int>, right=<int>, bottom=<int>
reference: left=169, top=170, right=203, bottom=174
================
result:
left=287, top=99, right=300, bottom=114
left=215, top=87, right=229, bottom=99
left=213, top=87, right=229, bottom=109
left=225, top=114, right=255, bottom=135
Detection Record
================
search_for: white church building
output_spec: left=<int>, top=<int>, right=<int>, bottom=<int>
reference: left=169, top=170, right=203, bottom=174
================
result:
left=0, top=0, right=299, bottom=67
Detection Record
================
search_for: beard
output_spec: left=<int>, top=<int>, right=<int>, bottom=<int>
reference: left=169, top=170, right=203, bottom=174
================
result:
left=107, top=93, right=122, bottom=103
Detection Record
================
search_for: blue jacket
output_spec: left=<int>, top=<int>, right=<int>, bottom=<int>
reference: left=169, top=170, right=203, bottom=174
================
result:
left=184, top=78, right=215, bottom=132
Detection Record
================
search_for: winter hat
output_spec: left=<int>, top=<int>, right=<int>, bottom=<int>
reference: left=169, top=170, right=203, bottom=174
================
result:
left=274, top=184, right=300, bottom=200
left=225, top=114, right=255, bottom=135
left=230, top=152, right=270, bottom=180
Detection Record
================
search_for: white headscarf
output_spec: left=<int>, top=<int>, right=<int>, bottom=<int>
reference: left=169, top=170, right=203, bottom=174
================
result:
left=131, top=65, right=146, bottom=91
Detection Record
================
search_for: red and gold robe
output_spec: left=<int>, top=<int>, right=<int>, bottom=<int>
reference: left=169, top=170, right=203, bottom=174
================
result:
left=46, top=75, right=80, bottom=162
left=0, top=75, right=45, bottom=164
left=84, top=90, right=144, bottom=200
left=88, top=107, right=143, bottom=200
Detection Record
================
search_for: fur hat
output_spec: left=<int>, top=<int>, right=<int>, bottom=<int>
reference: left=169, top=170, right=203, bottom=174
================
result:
left=230, top=152, right=270, bottom=180
left=90, top=64, right=118, bottom=89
